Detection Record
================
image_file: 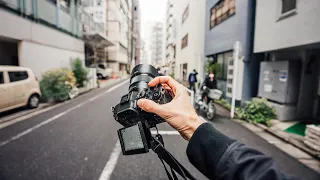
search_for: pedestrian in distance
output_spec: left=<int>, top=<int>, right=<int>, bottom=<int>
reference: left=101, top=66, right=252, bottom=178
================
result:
left=188, top=69, right=198, bottom=93
left=137, top=76, right=298, bottom=180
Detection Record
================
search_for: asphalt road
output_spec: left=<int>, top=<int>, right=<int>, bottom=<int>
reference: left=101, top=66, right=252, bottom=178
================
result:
left=0, top=80, right=319, bottom=180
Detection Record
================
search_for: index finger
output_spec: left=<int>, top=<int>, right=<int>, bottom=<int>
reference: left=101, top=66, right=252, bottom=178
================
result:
left=149, top=76, right=181, bottom=92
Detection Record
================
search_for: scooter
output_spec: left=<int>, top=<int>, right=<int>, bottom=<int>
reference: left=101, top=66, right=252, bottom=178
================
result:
left=194, top=86, right=222, bottom=120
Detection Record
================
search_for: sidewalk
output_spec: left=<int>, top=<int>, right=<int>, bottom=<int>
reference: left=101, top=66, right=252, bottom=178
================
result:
left=214, top=103, right=320, bottom=173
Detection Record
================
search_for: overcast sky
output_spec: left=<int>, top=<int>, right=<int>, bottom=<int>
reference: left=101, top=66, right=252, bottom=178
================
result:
left=139, top=0, right=168, bottom=39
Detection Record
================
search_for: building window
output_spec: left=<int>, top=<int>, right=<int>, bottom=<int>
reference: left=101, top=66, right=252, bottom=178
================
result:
left=211, top=51, right=232, bottom=80
left=181, top=34, right=188, bottom=49
left=227, top=87, right=232, bottom=93
left=281, top=0, right=296, bottom=14
left=182, top=5, right=189, bottom=24
left=229, top=59, right=234, bottom=66
left=210, top=0, right=236, bottom=29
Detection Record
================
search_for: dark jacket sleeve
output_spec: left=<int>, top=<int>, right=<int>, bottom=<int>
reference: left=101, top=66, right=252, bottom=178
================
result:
left=187, top=123, right=297, bottom=180
left=201, top=77, right=208, bottom=89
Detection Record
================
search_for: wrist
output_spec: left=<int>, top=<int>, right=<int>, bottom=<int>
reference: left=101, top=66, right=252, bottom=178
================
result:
left=183, top=115, right=205, bottom=141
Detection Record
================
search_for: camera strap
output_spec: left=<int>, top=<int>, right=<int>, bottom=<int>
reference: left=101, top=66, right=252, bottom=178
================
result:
left=152, top=136, right=196, bottom=180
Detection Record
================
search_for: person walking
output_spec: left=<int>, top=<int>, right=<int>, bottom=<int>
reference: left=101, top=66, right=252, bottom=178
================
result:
left=188, top=69, right=198, bottom=93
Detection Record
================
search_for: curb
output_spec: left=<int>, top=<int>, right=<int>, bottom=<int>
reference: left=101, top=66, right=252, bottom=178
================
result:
left=213, top=102, right=320, bottom=159
left=0, top=79, right=124, bottom=128
left=259, top=123, right=320, bottom=159
left=234, top=118, right=320, bottom=173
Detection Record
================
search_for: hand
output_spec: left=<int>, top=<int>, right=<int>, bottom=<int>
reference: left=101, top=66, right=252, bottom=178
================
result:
left=137, top=76, right=205, bottom=141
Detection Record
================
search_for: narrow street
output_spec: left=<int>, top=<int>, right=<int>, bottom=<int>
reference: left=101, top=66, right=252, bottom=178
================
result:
left=0, top=81, right=318, bottom=180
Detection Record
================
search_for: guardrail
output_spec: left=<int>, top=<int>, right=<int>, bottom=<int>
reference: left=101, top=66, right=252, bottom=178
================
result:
left=185, top=88, right=194, bottom=105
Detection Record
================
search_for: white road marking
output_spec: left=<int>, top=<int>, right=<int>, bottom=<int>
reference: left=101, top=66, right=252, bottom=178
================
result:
left=97, top=130, right=182, bottom=180
left=0, top=102, right=85, bottom=147
left=0, top=80, right=129, bottom=147
left=151, top=130, right=180, bottom=135
left=98, top=140, right=121, bottom=180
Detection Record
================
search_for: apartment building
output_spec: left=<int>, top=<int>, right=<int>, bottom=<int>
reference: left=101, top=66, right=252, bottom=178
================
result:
left=81, top=0, right=114, bottom=66
left=150, top=22, right=164, bottom=67
left=166, top=0, right=206, bottom=82
left=165, top=0, right=176, bottom=75
left=204, top=0, right=257, bottom=104
left=132, top=0, right=141, bottom=65
left=106, top=0, right=131, bottom=75
left=140, top=40, right=150, bottom=64
left=0, top=0, right=105, bottom=78
left=254, top=0, right=320, bottom=120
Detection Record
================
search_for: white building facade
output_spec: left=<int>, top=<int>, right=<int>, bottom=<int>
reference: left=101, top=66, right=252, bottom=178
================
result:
left=166, top=0, right=206, bottom=82
left=254, top=0, right=320, bottom=120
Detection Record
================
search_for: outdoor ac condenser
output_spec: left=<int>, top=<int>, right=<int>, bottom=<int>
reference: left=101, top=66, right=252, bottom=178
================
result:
left=258, top=60, right=301, bottom=120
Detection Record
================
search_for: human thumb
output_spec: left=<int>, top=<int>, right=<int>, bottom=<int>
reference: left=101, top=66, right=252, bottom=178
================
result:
left=137, top=99, right=164, bottom=115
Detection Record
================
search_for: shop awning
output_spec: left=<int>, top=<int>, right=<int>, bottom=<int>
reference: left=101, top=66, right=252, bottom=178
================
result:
left=83, top=33, right=114, bottom=47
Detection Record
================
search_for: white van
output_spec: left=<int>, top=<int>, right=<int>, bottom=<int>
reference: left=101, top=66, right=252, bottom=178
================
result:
left=0, top=66, right=41, bottom=113
left=90, top=63, right=112, bottom=79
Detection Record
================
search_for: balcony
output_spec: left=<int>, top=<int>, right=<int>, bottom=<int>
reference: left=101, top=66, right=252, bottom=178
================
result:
left=0, top=0, right=105, bottom=38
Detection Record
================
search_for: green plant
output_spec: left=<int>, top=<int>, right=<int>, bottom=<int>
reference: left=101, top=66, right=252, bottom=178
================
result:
left=204, top=60, right=217, bottom=73
left=169, top=73, right=175, bottom=78
left=72, top=58, right=88, bottom=87
left=40, top=68, right=76, bottom=102
left=237, top=98, right=276, bottom=126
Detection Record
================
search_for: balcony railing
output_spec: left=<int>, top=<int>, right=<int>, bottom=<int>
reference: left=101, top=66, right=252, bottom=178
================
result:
left=0, top=0, right=104, bottom=38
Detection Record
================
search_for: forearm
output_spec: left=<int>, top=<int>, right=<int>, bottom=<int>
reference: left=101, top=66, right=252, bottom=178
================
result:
left=186, top=123, right=296, bottom=180
left=186, top=123, right=235, bottom=179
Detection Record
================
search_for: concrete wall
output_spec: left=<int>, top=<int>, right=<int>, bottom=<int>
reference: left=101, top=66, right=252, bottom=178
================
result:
left=0, top=9, right=85, bottom=78
left=204, top=0, right=249, bottom=56
left=19, top=41, right=84, bottom=78
left=254, top=0, right=320, bottom=52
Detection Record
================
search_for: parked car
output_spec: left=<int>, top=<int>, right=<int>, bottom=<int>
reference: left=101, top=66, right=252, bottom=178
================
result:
left=90, top=63, right=112, bottom=79
left=0, top=66, right=41, bottom=113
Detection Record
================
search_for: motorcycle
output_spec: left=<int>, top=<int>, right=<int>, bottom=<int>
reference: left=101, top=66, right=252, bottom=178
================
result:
left=194, top=86, right=222, bottom=120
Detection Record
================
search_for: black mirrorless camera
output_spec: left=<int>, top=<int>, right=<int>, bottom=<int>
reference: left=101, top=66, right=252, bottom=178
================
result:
left=112, top=64, right=172, bottom=155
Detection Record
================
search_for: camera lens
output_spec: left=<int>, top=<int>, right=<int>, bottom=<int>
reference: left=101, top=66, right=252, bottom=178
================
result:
left=129, top=64, right=159, bottom=92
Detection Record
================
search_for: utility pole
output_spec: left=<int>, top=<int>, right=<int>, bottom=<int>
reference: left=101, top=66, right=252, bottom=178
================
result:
left=231, top=41, right=241, bottom=118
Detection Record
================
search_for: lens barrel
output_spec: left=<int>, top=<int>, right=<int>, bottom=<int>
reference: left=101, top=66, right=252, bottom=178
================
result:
left=129, top=65, right=159, bottom=92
